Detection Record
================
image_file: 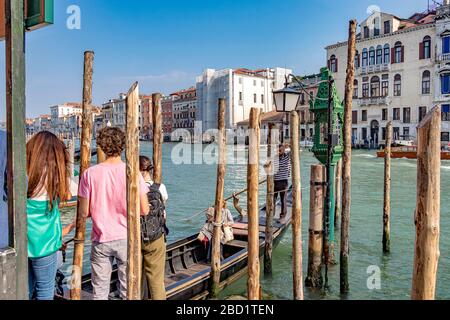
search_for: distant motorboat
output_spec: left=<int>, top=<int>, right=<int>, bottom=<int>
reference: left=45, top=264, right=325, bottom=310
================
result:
left=393, top=139, right=415, bottom=147
left=377, top=146, right=450, bottom=160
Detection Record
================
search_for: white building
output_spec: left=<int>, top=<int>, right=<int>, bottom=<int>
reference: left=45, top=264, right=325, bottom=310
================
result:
left=50, top=103, right=82, bottom=134
left=196, top=67, right=292, bottom=132
left=325, top=8, right=449, bottom=147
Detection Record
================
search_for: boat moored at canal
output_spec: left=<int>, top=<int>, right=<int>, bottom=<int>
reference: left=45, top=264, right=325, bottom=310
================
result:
left=58, top=189, right=292, bottom=300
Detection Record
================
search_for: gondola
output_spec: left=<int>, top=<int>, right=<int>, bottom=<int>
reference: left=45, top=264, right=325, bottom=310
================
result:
left=61, top=189, right=292, bottom=300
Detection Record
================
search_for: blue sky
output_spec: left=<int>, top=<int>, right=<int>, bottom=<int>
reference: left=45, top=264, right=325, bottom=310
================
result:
left=0, top=0, right=431, bottom=119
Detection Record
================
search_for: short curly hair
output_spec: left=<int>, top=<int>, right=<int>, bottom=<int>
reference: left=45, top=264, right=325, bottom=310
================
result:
left=97, top=127, right=126, bottom=157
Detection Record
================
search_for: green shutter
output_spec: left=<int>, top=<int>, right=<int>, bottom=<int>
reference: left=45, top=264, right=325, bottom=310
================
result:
left=25, top=0, right=54, bottom=30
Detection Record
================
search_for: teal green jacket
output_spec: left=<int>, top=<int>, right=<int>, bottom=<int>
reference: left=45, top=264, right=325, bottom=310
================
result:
left=27, top=199, right=62, bottom=258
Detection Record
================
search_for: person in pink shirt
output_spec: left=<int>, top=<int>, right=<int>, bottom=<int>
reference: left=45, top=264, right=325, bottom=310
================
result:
left=78, top=127, right=149, bottom=300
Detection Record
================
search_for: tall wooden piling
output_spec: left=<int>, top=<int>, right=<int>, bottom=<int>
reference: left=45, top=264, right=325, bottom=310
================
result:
left=68, top=137, right=75, bottom=180
left=334, top=159, right=342, bottom=229
left=247, top=108, right=261, bottom=300
left=340, top=20, right=357, bottom=294
left=126, top=82, right=141, bottom=300
left=383, top=122, right=392, bottom=253
left=152, top=93, right=163, bottom=184
left=290, top=111, right=303, bottom=300
left=411, top=107, right=441, bottom=300
left=264, top=123, right=276, bottom=277
left=4, top=0, right=28, bottom=299
left=210, top=99, right=227, bottom=298
left=305, top=165, right=325, bottom=288
left=71, top=51, right=94, bottom=300
left=97, top=146, right=106, bottom=164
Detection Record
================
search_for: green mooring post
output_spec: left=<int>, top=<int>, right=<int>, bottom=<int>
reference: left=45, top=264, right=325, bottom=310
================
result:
left=311, top=68, right=344, bottom=287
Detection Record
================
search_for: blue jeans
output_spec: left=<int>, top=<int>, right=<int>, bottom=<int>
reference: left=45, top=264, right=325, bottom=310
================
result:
left=28, top=252, right=58, bottom=300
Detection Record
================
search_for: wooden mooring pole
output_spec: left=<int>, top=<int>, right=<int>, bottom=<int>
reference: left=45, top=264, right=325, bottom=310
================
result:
left=152, top=93, right=163, bottom=184
left=383, top=122, right=392, bottom=253
left=70, top=51, right=94, bottom=300
left=126, top=82, right=141, bottom=300
left=340, top=20, right=357, bottom=294
left=334, top=159, right=342, bottom=229
left=305, top=165, right=325, bottom=288
left=264, top=123, right=277, bottom=277
left=97, top=146, right=106, bottom=164
left=247, top=107, right=261, bottom=300
left=68, top=137, right=75, bottom=180
left=290, top=111, right=303, bottom=300
left=4, top=0, right=28, bottom=299
left=210, top=99, right=227, bottom=297
left=411, top=106, right=441, bottom=300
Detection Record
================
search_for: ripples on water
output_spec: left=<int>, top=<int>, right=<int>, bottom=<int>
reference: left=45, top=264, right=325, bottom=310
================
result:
left=61, top=144, right=449, bottom=300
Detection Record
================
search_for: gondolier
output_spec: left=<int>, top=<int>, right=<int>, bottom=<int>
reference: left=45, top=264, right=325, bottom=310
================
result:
left=273, top=144, right=291, bottom=221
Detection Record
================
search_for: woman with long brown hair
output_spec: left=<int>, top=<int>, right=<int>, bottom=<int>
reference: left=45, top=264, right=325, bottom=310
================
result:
left=26, top=131, right=74, bottom=300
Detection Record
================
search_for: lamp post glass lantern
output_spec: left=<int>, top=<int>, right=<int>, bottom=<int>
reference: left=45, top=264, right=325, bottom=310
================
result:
left=273, top=87, right=302, bottom=113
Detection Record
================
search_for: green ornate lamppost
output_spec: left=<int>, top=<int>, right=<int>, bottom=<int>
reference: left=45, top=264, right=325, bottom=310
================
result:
left=273, top=68, right=344, bottom=289
left=311, top=67, right=344, bottom=287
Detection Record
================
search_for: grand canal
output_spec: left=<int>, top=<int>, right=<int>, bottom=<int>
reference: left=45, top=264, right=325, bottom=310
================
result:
left=60, top=142, right=450, bottom=300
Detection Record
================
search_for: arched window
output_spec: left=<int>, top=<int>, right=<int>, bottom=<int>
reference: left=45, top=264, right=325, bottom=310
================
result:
left=371, top=76, right=380, bottom=97
left=369, top=46, right=376, bottom=65
left=394, top=74, right=402, bottom=96
left=354, top=50, right=360, bottom=68
left=353, top=79, right=359, bottom=98
left=362, top=48, right=368, bottom=67
left=329, top=55, right=338, bottom=72
left=421, top=36, right=431, bottom=59
left=394, top=41, right=403, bottom=63
left=384, top=44, right=390, bottom=64
left=376, top=45, right=383, bottom=64
left=422, top=70, right=431, bottom=94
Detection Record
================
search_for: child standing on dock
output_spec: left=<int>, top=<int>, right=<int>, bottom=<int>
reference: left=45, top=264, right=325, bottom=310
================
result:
left=78, top=127, right=149, bottom=300
left=26, top=132, right=75, bottom=300
left=139, top=155, right=168, bottom=300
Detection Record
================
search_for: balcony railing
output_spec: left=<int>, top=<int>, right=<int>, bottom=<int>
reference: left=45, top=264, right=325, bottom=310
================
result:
left=358, top=96, right=391, bottom=106
left=358, top=63, right=390, bottom=75
left=439, top=53, right=450, bottom=62
left=435, top=95, right=450, bottom=105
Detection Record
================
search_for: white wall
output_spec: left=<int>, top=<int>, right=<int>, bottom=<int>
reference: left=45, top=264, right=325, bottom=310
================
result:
left=196, top=67, right=291, bottom=132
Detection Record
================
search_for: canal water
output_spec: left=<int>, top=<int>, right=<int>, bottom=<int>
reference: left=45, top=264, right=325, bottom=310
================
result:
left=60, top=142, right=450, bottom=300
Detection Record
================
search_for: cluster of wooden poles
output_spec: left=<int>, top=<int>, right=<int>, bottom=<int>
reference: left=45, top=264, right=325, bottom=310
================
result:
left=66, top=20, right=440, bottom=301
left=303, top=20, right=441, bottom=300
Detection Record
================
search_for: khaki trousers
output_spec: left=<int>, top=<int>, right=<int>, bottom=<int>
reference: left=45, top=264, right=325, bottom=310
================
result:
left=142, top=235, right=167, bottom=300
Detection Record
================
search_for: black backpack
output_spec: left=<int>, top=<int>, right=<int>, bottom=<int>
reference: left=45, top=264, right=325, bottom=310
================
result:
left=141, top=183, right=166, bottom=243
